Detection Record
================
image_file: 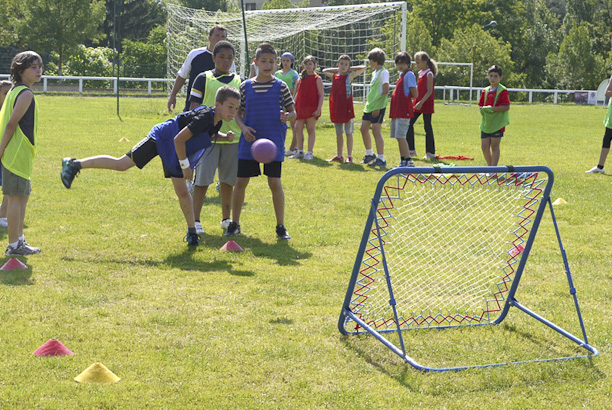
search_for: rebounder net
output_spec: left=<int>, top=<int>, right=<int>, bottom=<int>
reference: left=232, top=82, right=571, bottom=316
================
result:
left=345, top=170, right=546, bottom=332
left=339, top=166, right=597, bottom=371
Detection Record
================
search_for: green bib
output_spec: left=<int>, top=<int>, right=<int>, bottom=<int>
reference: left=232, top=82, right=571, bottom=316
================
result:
left=275, top=69, right=297, bottom=90
left=202, top=71, right=242, bottom=144
left=0, top=85, right=37, bottom=179
left=480, top=84, right=510, bottom=134
left=365, top=68, right=388, bottom=113
left=604, top=98, right=612, bottom=129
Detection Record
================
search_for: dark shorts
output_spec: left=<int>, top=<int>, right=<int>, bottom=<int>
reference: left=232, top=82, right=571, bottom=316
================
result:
left=481, top=130, right=504, bottom=139
left=237, top=159, right=282, bottom=178
left=362, top=108, right=386, bottom=124
left=2, top=166, right=31, bottom=196
left=126, top=136, right=177, bottom=179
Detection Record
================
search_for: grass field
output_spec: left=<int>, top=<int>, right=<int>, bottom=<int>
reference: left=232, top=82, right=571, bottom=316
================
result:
left=0, top=96, right=611, bottom=408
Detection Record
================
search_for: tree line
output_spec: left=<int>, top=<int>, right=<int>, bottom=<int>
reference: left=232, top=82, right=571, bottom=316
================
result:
left=1, top=0, right=610, bottom=90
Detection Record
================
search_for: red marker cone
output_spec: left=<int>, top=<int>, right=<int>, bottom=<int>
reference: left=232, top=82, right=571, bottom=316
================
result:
left=1, top=258, right=28, bottom=270
left=220, top=240, right=243, bottom=251
left=33, top=339, right=74, bottom=356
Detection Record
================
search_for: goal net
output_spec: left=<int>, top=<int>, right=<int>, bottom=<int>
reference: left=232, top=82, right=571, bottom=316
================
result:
left=165, top=1, right=406, bottom=82
left=338, top=166, right=597, bottom=371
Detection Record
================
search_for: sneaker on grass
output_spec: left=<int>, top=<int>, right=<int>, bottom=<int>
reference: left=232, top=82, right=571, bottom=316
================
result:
left=224, top=221, right=241, bottom=237
left=369, top=158, right=387, bottom=168
left=361, top=154, right=376, bottom=164
left=327, top=155, right=343, bottom=162
left=220, top=218, right=232, bottom=230
left=194, top=221, right=204, bottom=235
left=5, top=240, right=41, bottom=257
left=276, top=224, right=291, bottom=240
left=60, top=158, right=80, bottom=188
left=184, top=231, right=200, bottom=248
left=585, top=166, right=605, bottom=174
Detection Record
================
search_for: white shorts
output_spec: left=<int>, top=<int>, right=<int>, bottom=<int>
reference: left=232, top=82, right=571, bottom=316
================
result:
left=194, top=143, right=239, bottom=187
left=390, top=118, right=410, bottom=139
left=333, top=119, right=354, bottom=135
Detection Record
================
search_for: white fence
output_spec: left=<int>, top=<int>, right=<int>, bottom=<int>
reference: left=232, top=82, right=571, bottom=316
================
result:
left=0, top=74, right=606, bottom=105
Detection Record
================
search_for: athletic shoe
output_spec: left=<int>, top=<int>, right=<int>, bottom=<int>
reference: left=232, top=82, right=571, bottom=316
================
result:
left=423, top=153, right=437, bottom=160
left=276, top=224, right=291, bottom=240
left=398, top=159, right=408, bottom=167
left=406, top=159, right=415, bottom=167
left=369, top=158, right=387, bottom=168
left=184, top=231, right=200, bottom=248
left=0, top=217, right=7, bottom=228
left=361, top=154, right=376, bottom=164
left=220, top=218, right=232, bottom=230
left=289, top=150, right=304, bottom=159
left=60, top=157, right=80, bottom=188
left=285, top=149, right=295, bottom=157
left=224, top=221, right=241, bottom=237
left=327, top=155, right=343, bottom=162
left=409, top=150, right=417, bottom=158
left=585, top=166, right=605, bottom=174
left=303, top=152, right=314, bottom=161
left=345, top=156, right=353, bottom=164
left=194, top=221, right=204, bottom=235
left=5, top=240, right=41, bottom=256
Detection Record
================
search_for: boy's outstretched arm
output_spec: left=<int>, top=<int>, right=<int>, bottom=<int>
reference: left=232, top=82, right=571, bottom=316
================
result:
left=321, top=67, right=336, bottom=79
left=174, top=126, right=194, bottom=180
left=348, top=66, right=367, bottom=82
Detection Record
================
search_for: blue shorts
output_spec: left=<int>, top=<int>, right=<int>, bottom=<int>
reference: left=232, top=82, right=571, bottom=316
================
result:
left=481, top=130, right=504, bottom=139
left=362, top=108, right=386, bottom=124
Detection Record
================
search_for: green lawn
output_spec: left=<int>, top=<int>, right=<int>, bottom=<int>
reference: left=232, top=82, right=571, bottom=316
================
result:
left=0, top=96, right=610, bottom=408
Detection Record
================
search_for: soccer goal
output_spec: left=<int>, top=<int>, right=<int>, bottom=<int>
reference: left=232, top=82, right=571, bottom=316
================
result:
left=437, top=62, right=474, bottom=106
left=338, top=166, right=598, bottom=372
left=165, top=1, right=406, bottom=79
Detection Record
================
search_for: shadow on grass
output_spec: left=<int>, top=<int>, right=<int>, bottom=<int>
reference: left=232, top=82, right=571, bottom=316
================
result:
left=291, top=157, right=333, bottom=168
left=0, top=259, right=34, bottom=286
left=199, top=232, right=312, bottom=267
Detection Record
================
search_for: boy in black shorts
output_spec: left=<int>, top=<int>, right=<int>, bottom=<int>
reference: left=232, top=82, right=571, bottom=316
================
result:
left=225, top=43, right=296, bottom=239
left=60, top=86, right=240, bottom=247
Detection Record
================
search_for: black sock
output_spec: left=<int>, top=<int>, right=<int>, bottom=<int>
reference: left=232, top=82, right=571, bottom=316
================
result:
left=188, top=227, right=196, bottom=234
left=597, top=164, right=604, bottom=169
left=73, top=160, right=82, bottom=170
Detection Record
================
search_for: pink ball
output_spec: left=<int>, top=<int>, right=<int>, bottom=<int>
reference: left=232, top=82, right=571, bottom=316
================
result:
left=251, top=138, right=277, bottom=164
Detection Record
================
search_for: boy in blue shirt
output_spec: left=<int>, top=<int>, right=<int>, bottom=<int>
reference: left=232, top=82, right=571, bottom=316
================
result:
left=60, top=86, right=240, bottom=248
left=225, top=43, right=296, bottom=240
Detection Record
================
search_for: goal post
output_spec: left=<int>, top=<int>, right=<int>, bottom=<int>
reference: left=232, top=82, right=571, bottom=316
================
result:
left=165, top=1, right=406, bottom=81
left=338, top=165, right=598, bottom=371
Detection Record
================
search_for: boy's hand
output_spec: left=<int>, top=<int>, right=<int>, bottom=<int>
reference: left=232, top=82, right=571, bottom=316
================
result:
left=226, top=131, right=235, bottom=142
left=371, top=110, right=380, bottom=118
left=241, top=125, right=257, bottom=142
left=280, top=110, right=289, bottom=123
left=182, top=167, right=193, bottom=181
left=167, top=94, right=176, bottom=112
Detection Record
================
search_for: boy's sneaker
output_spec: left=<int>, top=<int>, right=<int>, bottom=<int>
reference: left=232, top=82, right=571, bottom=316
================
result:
left=285, top=149, right=296, bottom=157
left=194, top=221, right=204, bottom=235
left=406, top=159, right=415, bottom=167
left=369, top=158, right=387, bottom=168
left=276, top=224, right=291, bottom=240
left=345, top=156, right=353, bottom=164
left=423, top=153, right=437, bottom=160
left=184, top=231, right=200, bottom=248
left=224, top=221, right=241, bottom=237
left=5, top=240, right=41, bottom=256
left=327, top=155, right=343, bottom=162
left=303, top=152, right=314, bottom=161
left=289, top=150, right=304, bottom=159
left=60, top=158, right=80, bottom=188
left=585, top=166, right=605, bottom=174
left=220, top=218, right=232, bottom=230
left=361, top=154, right=376, bottom=164
left=409, top=150, right=418, bottom=158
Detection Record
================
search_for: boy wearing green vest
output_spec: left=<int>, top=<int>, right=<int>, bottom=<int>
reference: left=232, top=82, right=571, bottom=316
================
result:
left=585, top=74, right=612, bottom=174
left=0, top=51, right=43, bottom=256
left=360, top=48, right=389, bottom=167
left=188, top=40, right=242, bottom=235
left=479, top=65, right=510, bottom=167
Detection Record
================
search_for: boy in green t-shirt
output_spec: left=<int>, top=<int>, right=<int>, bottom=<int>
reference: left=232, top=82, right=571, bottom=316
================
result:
left=360, top=48, right=389, bottom=167
left=479, top=65, right=510, bottom=167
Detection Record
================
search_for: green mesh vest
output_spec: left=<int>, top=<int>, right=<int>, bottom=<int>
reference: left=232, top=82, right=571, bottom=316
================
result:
left=202, top=71, right=241, bottom=144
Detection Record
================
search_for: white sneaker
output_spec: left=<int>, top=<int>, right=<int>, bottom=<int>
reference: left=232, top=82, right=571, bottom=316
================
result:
left=304, top=152, right=314, bottom=161
left=0, top=217, right=7, bottom=228
left=289, top=150, right=304, bottom=159
left=285, top=149, right=296, bottom=157
left=585, top=166, right=605, bottom=174
left=220, top=218, right=232, bottom=230
left=194, top=221, right=204, bottom=234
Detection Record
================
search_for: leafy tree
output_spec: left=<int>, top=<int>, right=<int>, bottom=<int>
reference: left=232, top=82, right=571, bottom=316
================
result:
left=546, top=24, right=606, bottom=89
left=436, top=24, right=516, bottom=88
left=178, top=0, right=228, bottom=11
left=121, top=25, right=167, bottom=79
left=262, top=0, right=293, bottom=9
left=101, top=0, right=166, bottom=49
left=405, top=11, right=433, bottom=56
left=15, top=0, right=105, bottom=75
left=0, top=0, right=22, bottom=48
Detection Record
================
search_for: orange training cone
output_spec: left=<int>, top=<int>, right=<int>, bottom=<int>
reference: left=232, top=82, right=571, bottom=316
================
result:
left=33, top=339, right=74, bottom=357
left=220, top=240, right=243, bottom=252
left=1, top=258, right=28, bottom=270
left=74, top=362, right=120, bottom=383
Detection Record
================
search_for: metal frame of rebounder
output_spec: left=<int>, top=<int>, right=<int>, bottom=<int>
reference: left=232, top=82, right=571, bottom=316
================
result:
left=338, top=165, right=599, bottom=372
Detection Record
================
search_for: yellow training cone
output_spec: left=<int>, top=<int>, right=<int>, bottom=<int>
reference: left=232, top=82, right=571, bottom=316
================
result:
left=74, top=362, right=120, bottom=383
left=552, top=198, right=568, bottom=205
left=118, top=137, right=129, bottom=142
